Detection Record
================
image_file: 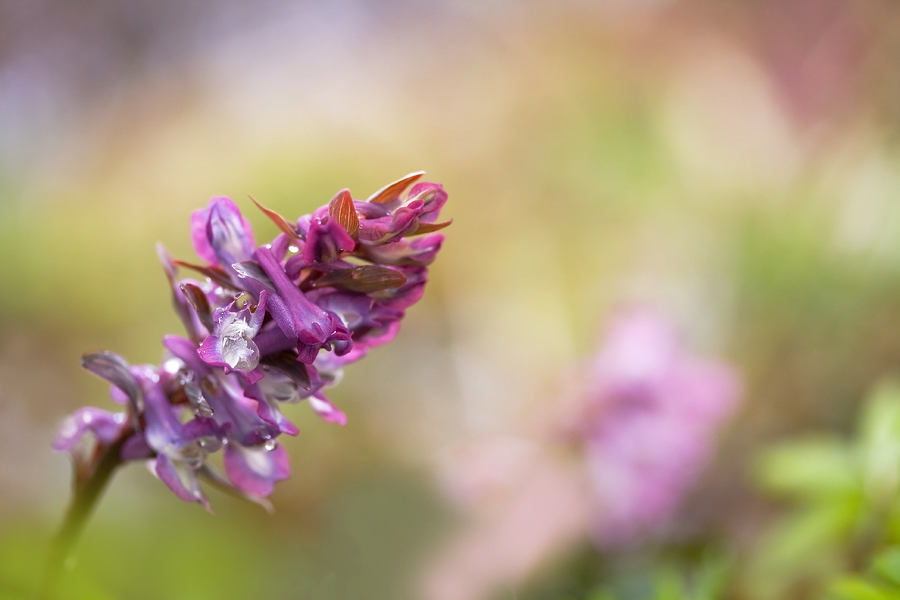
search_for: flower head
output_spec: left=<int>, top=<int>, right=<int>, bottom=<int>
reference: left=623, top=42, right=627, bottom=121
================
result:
left=55, top=173, right=450, bottom=509
left=573, top=309, right=741, bottom=548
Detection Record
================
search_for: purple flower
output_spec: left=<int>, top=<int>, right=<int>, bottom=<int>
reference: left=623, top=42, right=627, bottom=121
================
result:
left=573, top=309, right=740, bottom=548
left=55, top=172, right=450, bottom=509
left=254, top=245, right=353, bottom=363
left=191, top=197, right=256, bottom=270
left=53, top=408, right=128, bottom=453
left=198, top=291, right=269, bottom=380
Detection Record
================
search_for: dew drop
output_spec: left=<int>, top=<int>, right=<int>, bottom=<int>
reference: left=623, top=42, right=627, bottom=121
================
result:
left=264, top=439, right=277, bottom=451
left=288, top=245, right=299, bottom=253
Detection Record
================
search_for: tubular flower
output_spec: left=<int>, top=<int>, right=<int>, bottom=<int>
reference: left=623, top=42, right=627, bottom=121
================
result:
left=54, top=173, right=450, bottom=509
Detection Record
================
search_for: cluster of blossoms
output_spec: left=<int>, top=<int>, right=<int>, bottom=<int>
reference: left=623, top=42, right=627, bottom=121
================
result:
left=54, top=172, right=449, bottom=510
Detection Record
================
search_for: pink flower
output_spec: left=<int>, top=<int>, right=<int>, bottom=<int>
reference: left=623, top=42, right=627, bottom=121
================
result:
left=574, top=309, right=740, bottom=548
left=420, top=309, right=740, bottom=600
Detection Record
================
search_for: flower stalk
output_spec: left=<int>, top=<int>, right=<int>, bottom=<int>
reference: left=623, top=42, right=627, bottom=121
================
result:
left=40, top=427, right=131, bottom=599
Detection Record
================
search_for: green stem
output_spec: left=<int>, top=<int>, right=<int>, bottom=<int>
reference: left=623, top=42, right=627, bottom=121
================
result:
left=38, top=433, right=129, bottom=600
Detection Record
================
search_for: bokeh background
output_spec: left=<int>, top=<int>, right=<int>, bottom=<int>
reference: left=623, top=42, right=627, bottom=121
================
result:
left=3, top=1, right=900, bottom=599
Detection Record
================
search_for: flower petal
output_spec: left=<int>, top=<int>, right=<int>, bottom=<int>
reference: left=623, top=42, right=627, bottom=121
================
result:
left=80, top=352, right=141, bottom=417
left=308, top=393, right=347, bottom=425
left=193, top=197, right=256, bottom=269
left=245, top=384, right=299, bottom=436
left=154, top=454, right=211, bottom=511
left=196, top=465, right=274, bottom=514
left=224, top=443, right=290, bottom=497
left=406, top=182, right=448, bottom=223
left=303, top=215, right=355, bottom=265
left=53, top=408, right=127, bottom=452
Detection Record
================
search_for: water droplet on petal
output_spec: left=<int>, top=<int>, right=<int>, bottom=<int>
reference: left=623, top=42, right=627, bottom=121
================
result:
left=288, top=245, right=299, bottom=253
left=264, top=439, right=277, bottom=451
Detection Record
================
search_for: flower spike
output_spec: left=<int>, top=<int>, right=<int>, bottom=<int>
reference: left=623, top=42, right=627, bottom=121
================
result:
left=56, top=172, right=450, bottom=510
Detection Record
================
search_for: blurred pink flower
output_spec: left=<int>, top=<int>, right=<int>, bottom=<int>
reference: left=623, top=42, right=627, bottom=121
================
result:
left=420, top=309, right=740, bottom=600
left=574, top=309, right=741, bottom=548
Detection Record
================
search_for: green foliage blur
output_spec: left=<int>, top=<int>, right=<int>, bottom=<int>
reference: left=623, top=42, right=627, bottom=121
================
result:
left=826, top=547, right=900, bottom=600
left=748, top=383, right=900, bottom=599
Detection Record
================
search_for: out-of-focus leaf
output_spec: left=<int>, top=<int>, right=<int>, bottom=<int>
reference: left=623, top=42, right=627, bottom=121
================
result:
left=654, top=567, right=684, bottom=600
left=693, top=553, right=732, bottom=600
left=826, top=577, right=896, bottom=600
left=873, top=548, right=900, bottom=588
left=745, top=504, right=853, bottom=599
left=860, top=383, right=900, bottom=502
left=754, top=436, right=858, bottom=498
left=860, top=382, right=900, bottom=446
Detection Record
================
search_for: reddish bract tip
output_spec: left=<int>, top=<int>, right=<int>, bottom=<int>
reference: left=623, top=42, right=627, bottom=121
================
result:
left=411, top=219, right=453, bottom=235
left=367, top=171, right=426, bottom=204
left=249, top=195, right=301, bottom=240
left=328, top=189, right=360, bottom=238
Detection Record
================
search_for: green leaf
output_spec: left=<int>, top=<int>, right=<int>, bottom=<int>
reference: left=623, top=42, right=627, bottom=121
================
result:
left=872, top=548, right=900, bottom=588
left=692, top=553, right=732, bottom=600
left=827, top=577, right=895, bottom=600
left=859, top=382, right=900, bottom=501
left=654, top=566, right=684, bottom=600
left=754, top=437, right=858, bottom=499
left=745, top=504, right=852, bottom=599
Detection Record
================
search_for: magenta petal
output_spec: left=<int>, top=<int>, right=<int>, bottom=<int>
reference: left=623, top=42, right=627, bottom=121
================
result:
left=180, top=417, right=221, bottom=442
left=193, top=197, right=255, bottom=269
left=163, top=334, right=208, bottom=374
left=224, top=443, right=290, bottom=497
left=357, top=205, right=420, bottom=245
left=362, top=234, right=444, bottom=267
left=256, top=245, right=352, bottom=363
left=308, top=393, right=347, bottom=425
left=196, top=465, right=274, bottom=513
left=198, top=335, right=227, bottom=367
left=53, top=408, right=127, bottom=452
left=190, top=208, right=218, bottom=265
left=154, top=454, right=211, bottom=510
left=238, top=368, right=266, bottom=385
left=120, top=433, right=154, bottom=460
left=109, top=386, right=130, bottom=405
left=80, top=352, right=141, bottom=417
left=263, top=292, right=298, bottom=342
left=206, top=197, right=255, bottom=265
left=406, top=182, right=447, bottom=223
left=246, top=384, right=299, bottom=436
left=269, top=233, right=293, bottom=262
left=303, top=215, right=355, bottom=265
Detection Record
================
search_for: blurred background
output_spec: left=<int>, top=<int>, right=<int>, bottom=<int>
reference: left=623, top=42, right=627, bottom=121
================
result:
left=3, top=0, right=900, bottom=599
